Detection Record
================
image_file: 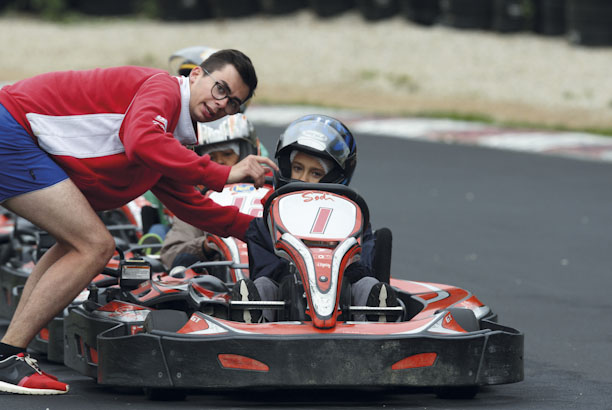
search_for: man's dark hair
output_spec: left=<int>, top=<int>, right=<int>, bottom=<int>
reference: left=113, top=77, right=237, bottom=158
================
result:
left=201, top=49, right=258, bottom=102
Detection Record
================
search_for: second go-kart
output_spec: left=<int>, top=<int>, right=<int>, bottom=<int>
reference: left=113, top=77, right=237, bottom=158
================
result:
left=0, top=196, right=159, bottom=362
left=62, top=183, right=523, bottom=398
left=62, top=182, right=270, bottom=378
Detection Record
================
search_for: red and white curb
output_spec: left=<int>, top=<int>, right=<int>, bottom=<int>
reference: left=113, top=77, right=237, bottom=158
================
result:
left=247, top=105, right=612, bottom=163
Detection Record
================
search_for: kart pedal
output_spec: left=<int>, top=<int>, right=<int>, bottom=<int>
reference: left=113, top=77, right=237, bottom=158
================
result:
left=366, top=282, right=401, bottom=322
left=230, top=279, right=261, bottom=323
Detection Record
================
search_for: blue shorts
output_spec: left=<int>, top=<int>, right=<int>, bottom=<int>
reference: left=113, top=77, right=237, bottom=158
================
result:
left=0, top=104, right=68, bottom=204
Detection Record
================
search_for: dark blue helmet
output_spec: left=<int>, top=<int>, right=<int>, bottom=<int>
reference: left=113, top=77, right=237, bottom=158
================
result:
left=274, top=114, right=357, bottom=188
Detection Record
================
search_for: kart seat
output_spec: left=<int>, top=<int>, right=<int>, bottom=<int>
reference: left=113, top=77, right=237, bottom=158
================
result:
left=144, top=309, right=189, bottom=333
left=191, top=275, right=230, bottom=293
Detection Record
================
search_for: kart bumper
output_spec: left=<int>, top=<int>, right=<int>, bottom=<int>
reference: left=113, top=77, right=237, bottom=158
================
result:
left=0, top=264, right=27, bottom=319
left=64, top=307, right=138, bottom=379
left=29, top=316, right=65, bottom=363
left=96, top=319, right=523, bottom=389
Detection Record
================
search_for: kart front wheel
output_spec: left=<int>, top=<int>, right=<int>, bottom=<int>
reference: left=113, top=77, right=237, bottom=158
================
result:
left=143, top=387, right=187, bottom=401
left=435, top=385, right=479, bottom=399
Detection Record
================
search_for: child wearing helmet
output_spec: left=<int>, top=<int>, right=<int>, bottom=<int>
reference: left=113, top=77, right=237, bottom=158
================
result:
left=160, top=113, right=265, bottom=269
left=193, top=112, right=264, bottom=161
left=169, top=46, right=219, bottom=77
left=233, top=114, right=400, bottom=323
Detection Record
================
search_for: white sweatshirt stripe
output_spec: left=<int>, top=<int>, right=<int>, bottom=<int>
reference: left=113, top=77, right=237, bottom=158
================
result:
left=26, top=112, right=125, bottom=158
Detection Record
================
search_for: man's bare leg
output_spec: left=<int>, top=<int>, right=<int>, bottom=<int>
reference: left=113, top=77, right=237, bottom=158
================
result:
left=1, top=179, right=115, bottom=348
left=9, top=242, right=66, bottom=322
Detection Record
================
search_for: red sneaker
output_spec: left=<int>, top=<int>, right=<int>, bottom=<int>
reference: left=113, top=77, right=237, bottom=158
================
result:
left=0, top=353, right=69, bottom=395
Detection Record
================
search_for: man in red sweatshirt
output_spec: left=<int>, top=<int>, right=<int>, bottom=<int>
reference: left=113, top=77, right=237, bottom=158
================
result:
left=0, top=49, right=277, bottom=394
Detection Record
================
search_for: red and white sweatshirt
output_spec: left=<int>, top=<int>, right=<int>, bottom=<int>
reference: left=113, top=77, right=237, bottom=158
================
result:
left=0, top=66, right=253, bottom=240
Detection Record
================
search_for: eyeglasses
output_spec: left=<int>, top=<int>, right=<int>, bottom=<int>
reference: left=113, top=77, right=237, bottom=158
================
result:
left=202, top=67, right=242, bottom=115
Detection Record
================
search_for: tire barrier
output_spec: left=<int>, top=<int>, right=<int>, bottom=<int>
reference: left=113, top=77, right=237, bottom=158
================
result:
left=1, top=0, right=611, bottom=49
left=71, top=0, right=135, bottom=16
left=566, top=0, right=612, bottom=46
left=438, top=0, right=493, bottom=30
left=309, top=0, right=355, bottom=18
left=259, top=0, right=307, bottom=15
left=356, top=0, right=399, bottom=21
left=399, top=0, right=440, bottom=26
left=157, top=0, right=212, bottom=20
left=209, top=0, right=260, bottom=19
left=492, top=0, right=533, bottom=33
left=532, top=0, right=565, bottom=36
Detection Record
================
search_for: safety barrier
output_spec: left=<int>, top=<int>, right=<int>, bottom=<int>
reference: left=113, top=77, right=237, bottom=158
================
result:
left=0, top=0, right=610, bottom=47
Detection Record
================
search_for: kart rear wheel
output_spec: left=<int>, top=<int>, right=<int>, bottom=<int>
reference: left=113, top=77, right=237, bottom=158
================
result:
left=143, top=387, right=187, bottom=401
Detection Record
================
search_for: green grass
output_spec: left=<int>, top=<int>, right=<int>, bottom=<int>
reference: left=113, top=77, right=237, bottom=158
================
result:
left=357, top=70, right=419, bottom=93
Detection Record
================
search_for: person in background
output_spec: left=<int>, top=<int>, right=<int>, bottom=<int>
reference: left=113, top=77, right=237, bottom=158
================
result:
left=160, top=113, right=266, bottom=270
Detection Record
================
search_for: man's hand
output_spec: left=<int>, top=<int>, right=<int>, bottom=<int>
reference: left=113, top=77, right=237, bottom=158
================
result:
left=227, top=155, right=279, bottom=188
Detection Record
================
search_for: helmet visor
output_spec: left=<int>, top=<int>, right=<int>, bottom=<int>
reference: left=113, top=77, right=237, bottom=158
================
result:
left=280, top=121, right=351, bottom=168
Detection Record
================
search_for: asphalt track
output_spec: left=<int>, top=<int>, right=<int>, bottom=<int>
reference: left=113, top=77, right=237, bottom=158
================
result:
left=1, top=115, right=611, bottom=409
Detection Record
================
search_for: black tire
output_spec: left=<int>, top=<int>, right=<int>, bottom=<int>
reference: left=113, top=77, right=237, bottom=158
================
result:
left=567, top=0, right=612, bottom=46
left=143, top=309, right=189, bottom=333
left=157, top=0, right=212, bottom=20
left=435, top=385, right=479, bottom=399
left=532, top=0, right=566, bottom=36
left=439, top=0, right=493, bottom=30
left=309, top=0, right=355, bottom=18
left=71, top=0, right=135, bottom=15
left=399, top=0, right=440, bottom=26
left=144, top=387, right=187, bottom=401
left=492, top=0, right=533, bottom=33
left=209, top=0, right=260, bottom=18
left=356, top=0, right=399, bottom=21
left=259, top=0, right=307, bottom=14
left=446, top=308, right=480, bottom=332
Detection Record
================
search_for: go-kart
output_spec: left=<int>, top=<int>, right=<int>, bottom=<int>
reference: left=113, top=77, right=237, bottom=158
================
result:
left=201, top=182, right=273, bottom=282
left=62, top=182, right=271, bottom=378
left=61, top=183, right=523, bottom=398
left=0, top=214, right=56, bottom=321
